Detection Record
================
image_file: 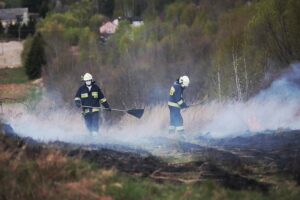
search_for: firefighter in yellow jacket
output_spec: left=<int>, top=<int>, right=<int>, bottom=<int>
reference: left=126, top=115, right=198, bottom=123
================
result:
left=74, top=73, right=111, bottom=135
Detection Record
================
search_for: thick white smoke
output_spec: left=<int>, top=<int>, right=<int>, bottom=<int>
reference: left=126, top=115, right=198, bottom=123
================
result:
left=2, top=97, right=170, bottom=146
left=2, top=64, right=300, bottom=147
left=3, top=102, right=88, bottom=143
left=198, top=63, right=300, bottom=138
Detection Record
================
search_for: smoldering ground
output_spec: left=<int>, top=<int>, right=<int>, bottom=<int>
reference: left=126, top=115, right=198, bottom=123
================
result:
left=2, top=64, right=300, bottom=152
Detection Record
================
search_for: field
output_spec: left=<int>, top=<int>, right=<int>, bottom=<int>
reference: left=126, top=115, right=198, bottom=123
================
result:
left=0, top=41, right=40, bottom=101
left=1, top=123, right=300, bottom=200
left=0, top=41, right=23, bottom=69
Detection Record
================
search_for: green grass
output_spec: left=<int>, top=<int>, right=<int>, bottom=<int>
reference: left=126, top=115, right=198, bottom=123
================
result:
left=103, top=176, right=300, bottom=200
left=0, top=67, right=28, bottom=84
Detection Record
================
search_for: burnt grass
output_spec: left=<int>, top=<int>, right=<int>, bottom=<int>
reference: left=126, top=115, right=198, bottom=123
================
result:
left=1, top=123, right=300, bottom=192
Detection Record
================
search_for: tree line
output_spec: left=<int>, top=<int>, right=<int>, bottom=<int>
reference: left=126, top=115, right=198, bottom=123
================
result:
left=21, top=0, right=300, bottom=109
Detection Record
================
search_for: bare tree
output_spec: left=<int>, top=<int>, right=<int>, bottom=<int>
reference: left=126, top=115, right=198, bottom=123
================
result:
left=243, top=55, right=249, bottom=99
left=217, top=65, right=221, bottom=101
left=232, top=47, right=242, bottom=101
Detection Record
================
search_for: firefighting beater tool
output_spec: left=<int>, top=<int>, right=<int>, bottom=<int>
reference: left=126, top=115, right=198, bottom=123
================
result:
left=81, top=105, right=144, bottom=119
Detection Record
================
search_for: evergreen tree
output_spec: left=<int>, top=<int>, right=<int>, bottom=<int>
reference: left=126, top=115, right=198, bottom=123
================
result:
left=0, top=22, right=4, bottom=37
left=21, top=0, right=51, bottom=17
left=7, top=23, right=19, bottom=38
left=24, top=33, right=46, bottom=80
left=3, top=0, right=22, bottom=8
left=97, top=0, right=115, bottom=17
left=21, top=18, right=36, bottom=39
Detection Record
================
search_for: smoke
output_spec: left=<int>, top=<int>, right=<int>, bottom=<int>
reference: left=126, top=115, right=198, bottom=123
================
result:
left=198, top=63, right=300, bottom=138
left=2, top=95, right=170, bottom=147
left=3, top=101, right=88, bottom=143
left=2, top=64, right=300, bottom=149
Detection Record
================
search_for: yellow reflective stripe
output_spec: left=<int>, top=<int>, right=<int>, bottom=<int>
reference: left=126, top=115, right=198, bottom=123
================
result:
left=92, top=92, right=98, bottom=98
left=169, top=86, right=175, bottom=96
left=168, top=101, right=180, bottom=108
left=82, top=108, right=99, bottom=114
left=92, top=108, right=100, bottom=112
left=177, top=99, right=184, bottom=105
left=100, top=98, right=107, bottom=103
left=83, top=109, right=90, bottom=114
left=81, top=93, right=88, bottom=98
left=176, top=126, right=184, bottom=131
left=74, top=97, right=80, bottom=101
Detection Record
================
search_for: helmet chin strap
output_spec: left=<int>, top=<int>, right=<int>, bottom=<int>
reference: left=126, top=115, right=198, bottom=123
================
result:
left=179, top=81, right=185, bottom=88
left=85, top=80, right=92, bottom=86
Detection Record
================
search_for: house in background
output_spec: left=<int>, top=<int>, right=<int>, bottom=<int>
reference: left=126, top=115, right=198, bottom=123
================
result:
left=0, top=8, right=39, bottom=39
left=0, top=8, right=39, bottom=29
left=99, top=17, right=143, bottom=43
left=0, top=8, right=28, bottom=28
left=130, top=16, right=144, bottom=27
left=99, top=18, right=119, bottom=43
left=99, top=19, right=119, bottom=35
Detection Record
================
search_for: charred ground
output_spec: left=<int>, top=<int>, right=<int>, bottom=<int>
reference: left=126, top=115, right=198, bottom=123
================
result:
left=1, top=122, right=300, bottom=195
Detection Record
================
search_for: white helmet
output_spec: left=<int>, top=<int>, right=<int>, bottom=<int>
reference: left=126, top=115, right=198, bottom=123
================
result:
left=179, top=75, right=190, bottom=87
left=83, top=73, right=93, bottom=81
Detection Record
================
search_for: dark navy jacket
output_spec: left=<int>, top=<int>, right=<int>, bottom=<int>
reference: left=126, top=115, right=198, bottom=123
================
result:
left=74, top=83, right=110, bottom=113
left=168, top=81, right=186, bottom=108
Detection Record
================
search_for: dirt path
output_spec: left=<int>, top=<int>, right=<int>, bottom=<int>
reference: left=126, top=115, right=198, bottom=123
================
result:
left=0, top=83, right=32, bottom=100
left=0, top=41, right=23, bottom=68
left=0, top=79, right=42, bottom=102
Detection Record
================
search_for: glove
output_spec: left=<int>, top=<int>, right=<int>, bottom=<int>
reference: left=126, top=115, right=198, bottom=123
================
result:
left=102, top=102, right=111, bottom=111
left=75, top=100, right=81, bottom=108
left=181, top=103, right=189, bottom=109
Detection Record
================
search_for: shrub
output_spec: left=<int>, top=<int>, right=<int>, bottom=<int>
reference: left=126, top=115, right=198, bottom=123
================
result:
left=23, top=33, right=46, bottom=80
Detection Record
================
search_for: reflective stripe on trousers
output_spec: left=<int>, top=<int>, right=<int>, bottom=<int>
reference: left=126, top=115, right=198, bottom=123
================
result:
left=175, top=126, right=184, bottom=131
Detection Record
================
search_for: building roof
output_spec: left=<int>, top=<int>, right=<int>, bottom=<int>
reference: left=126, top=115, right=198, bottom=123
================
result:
left=0, top=8, right=28, bottom=21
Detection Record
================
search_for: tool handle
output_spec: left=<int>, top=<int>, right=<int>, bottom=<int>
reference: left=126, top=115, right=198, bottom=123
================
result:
left=189, top=95, right=208, bottom=107
left=81, top=105, right=127, bottom=112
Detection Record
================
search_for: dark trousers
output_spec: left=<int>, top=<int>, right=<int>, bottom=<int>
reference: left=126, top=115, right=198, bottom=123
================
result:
left=168, top=106, right=184, bottom=131
left=84, top=112, right=100, bottom=132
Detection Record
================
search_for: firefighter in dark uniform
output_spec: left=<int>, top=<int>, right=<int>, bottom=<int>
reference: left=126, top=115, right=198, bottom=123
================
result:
left=74, top=73, right=111, bottom=135
left=168, top=75, right=190, bottom=134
